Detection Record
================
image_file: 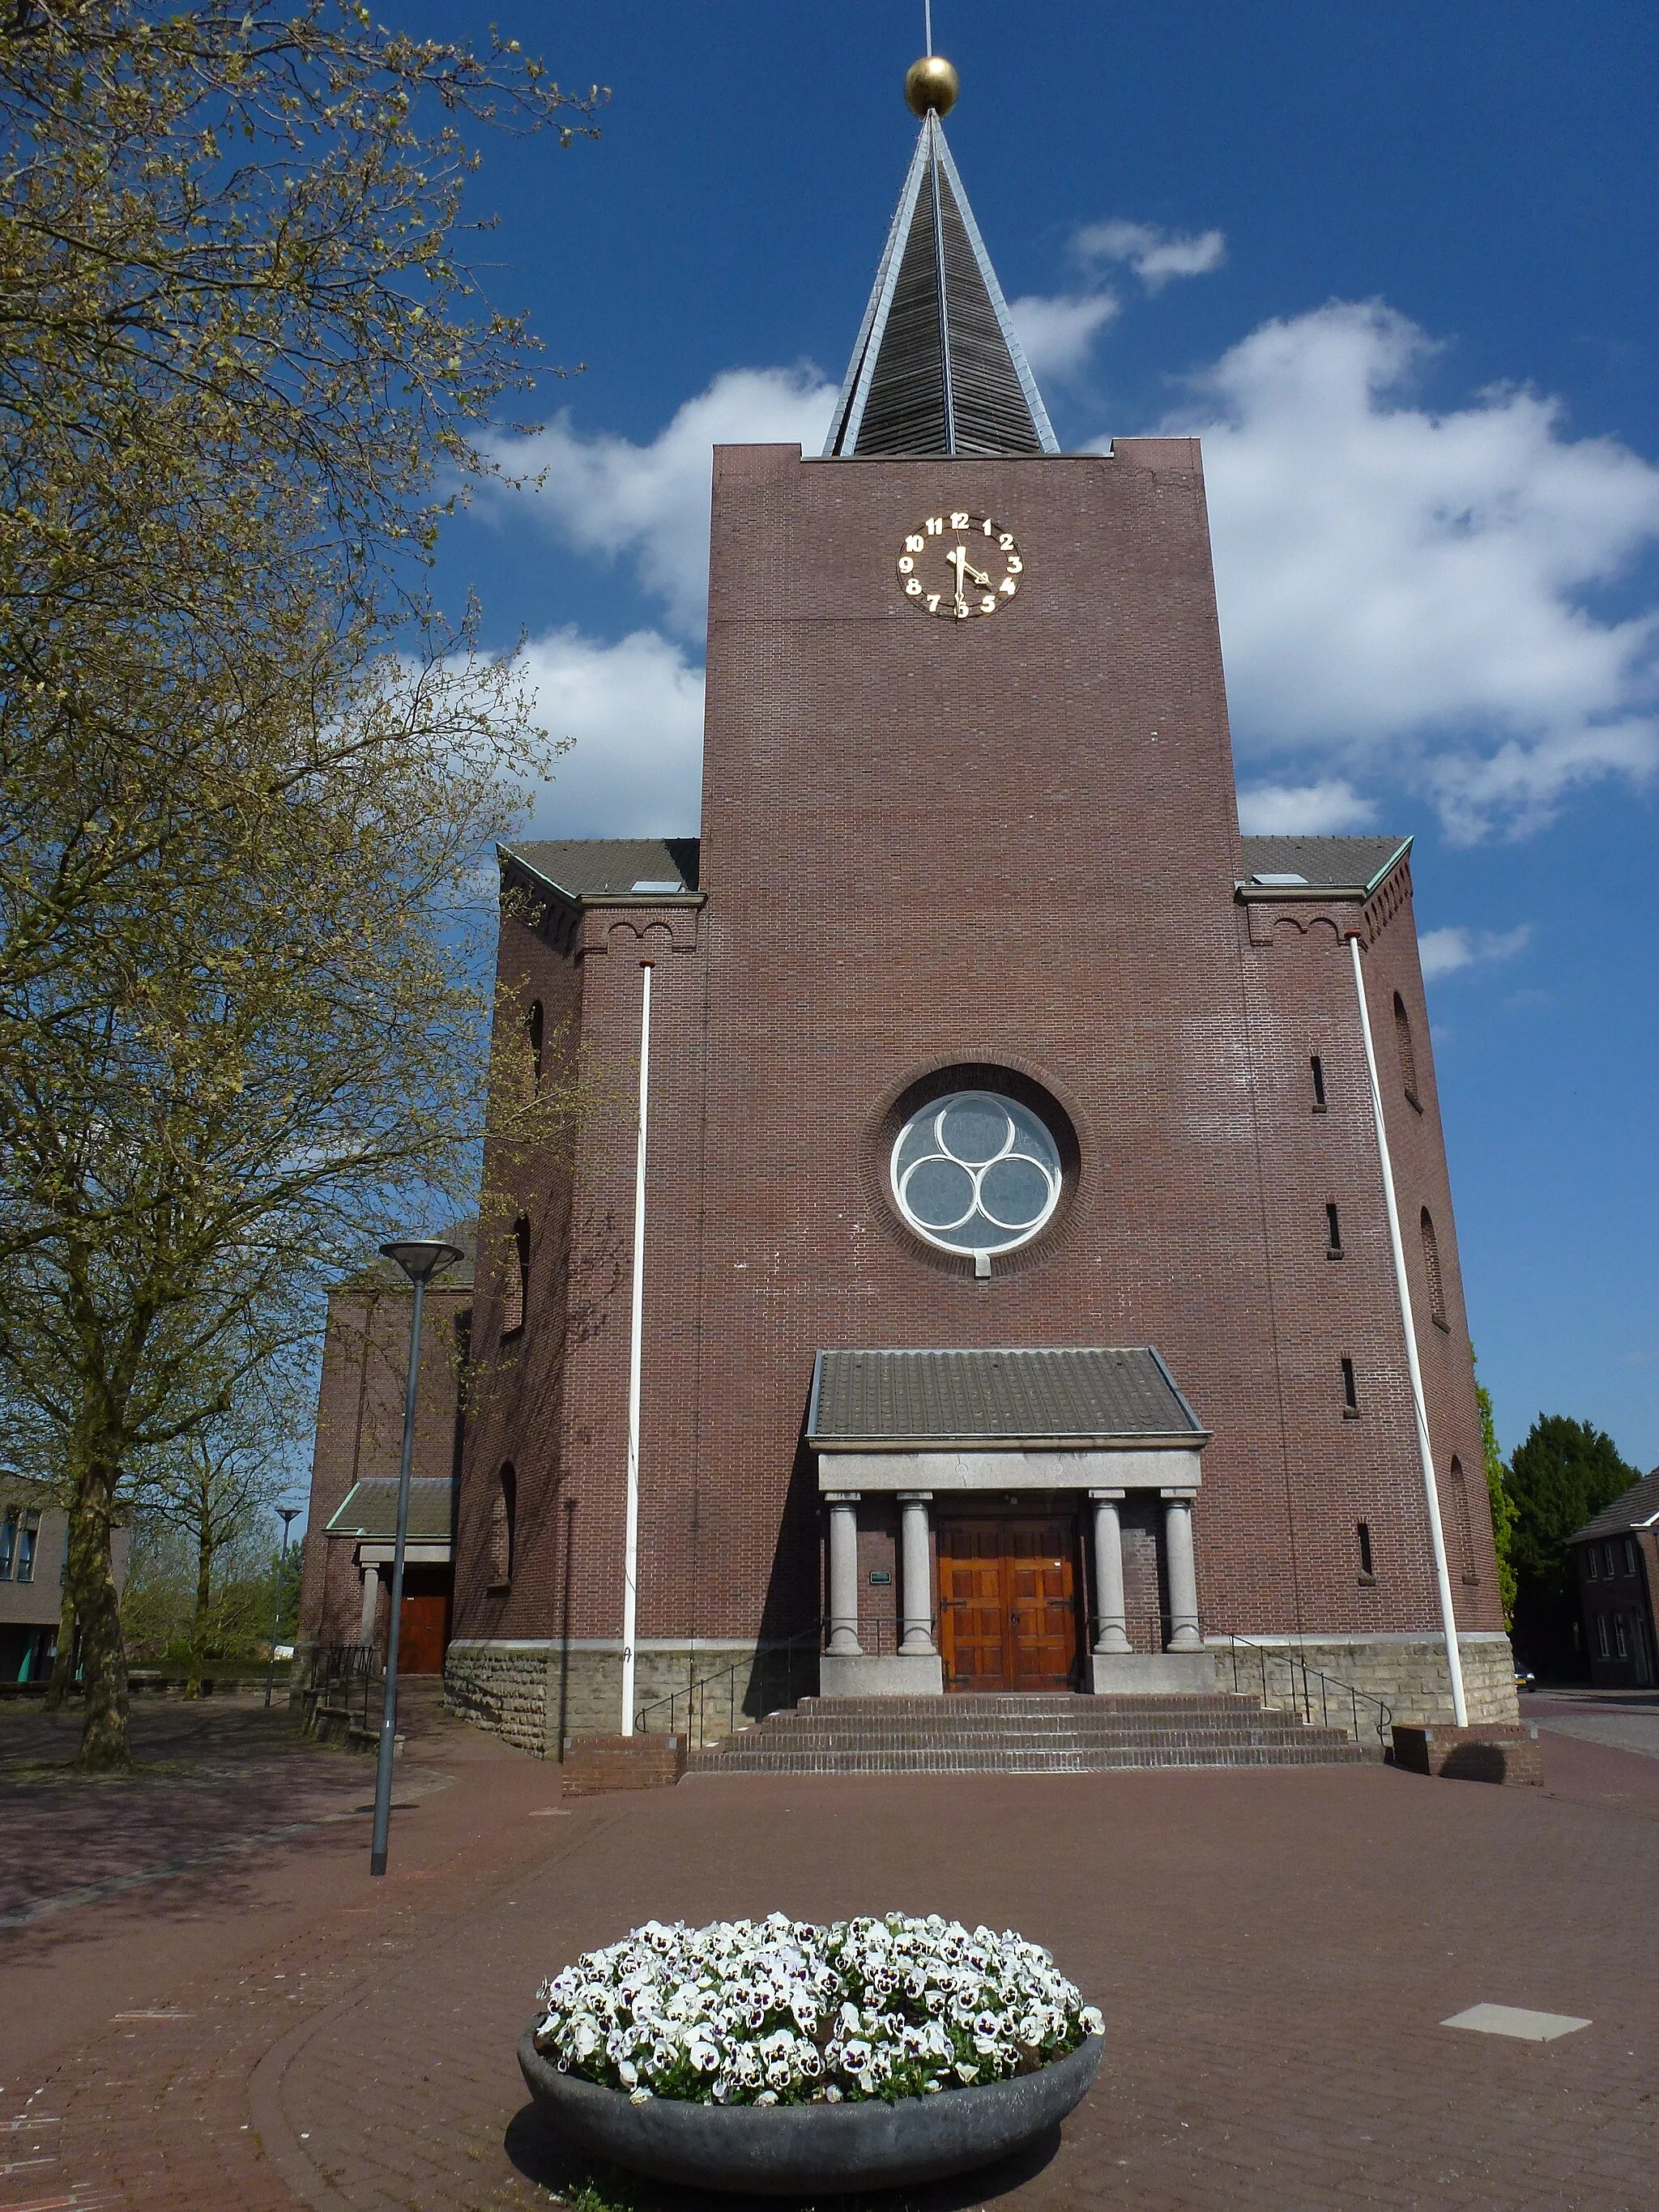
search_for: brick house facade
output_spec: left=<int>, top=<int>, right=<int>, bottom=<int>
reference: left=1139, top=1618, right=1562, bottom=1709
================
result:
left=1569, top=1468, right=1659, bottom=1689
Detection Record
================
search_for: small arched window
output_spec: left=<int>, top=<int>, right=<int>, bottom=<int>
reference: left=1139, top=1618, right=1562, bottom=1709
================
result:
left=500, top=1214, right=530, bottom=1336
left=489, top=1464, right=516, bottom=1587
left=526, top=999, right=544, bottom=1093
left=1448, top=1455, right=1477, bottom=1584
left=1393, top=992, right=1421, bottom=1109
left=1420, top=1208, right=1448, bottom=1328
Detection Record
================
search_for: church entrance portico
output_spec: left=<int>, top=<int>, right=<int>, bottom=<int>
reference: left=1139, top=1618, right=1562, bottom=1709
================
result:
left=809, top=1349, right=1213, bottom=1698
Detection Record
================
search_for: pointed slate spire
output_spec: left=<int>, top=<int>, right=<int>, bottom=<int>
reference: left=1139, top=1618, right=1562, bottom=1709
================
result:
left=824, top=94, right=1059, bottom=461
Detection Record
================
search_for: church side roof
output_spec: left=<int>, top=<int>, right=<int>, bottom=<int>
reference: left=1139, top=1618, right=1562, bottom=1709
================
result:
left=503, top=837, right=701, bottom=901
left=324, top=1477, right=456, bottom=1542
left=808, top=1347, right=1206, bottom=1449
left=1238, top=834, right=1412, bottom=897
left=824, top=113, right=1058, bottom=460
left=1569, top=1466, right=1659, bottom=1545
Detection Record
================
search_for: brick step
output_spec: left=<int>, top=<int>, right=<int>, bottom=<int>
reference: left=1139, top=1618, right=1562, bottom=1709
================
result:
left=691, top=1743, right=1367, bottom=1775
left=798, top=1694, right=1265, bottom=1715
left=699, top=1725, right=1356, bottom=1753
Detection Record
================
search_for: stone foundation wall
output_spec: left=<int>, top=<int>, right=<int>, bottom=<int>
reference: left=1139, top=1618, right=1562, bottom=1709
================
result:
left=1208, top=1631, right=1517, bottom=1730
left=443, top=1641, right=793, bottom=1757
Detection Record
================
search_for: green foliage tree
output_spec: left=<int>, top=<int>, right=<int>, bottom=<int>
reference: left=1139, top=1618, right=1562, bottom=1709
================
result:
left=1474, top=1373, right=1516, bottom=1627
left=1508, top=1415, right=1641, bottom=1673
left=0, top=2, right=600, bottom=1768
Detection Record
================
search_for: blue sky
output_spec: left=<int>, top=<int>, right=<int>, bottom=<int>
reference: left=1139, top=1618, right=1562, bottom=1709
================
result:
left=412, top=1, right=1659, bottom=1472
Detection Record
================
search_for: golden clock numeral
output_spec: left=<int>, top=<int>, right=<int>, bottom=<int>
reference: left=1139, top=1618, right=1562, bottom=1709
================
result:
left=905, top=578, right=923, bottom=597
left=1000, top=576, right=1017, bottom=596
left=980, top=518, right=994, bottom=536
left=926, top=593, right=941, bottom=612
left=925, top=516, right=944, bottom=535
left=999, top=533, right=1015, bottom=551
left=904, top=534, right=924, bottom=553
left=897, top=556, right=915, bottom=574
left=949, top=509, right=969, bottom=529
left=956, top=600, right=972, bottom=620
left=1005, top=556, right=1023, bottom=574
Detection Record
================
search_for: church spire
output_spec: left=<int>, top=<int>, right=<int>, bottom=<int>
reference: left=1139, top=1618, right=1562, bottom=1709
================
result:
left=823, top=54, right=1059, bottom=461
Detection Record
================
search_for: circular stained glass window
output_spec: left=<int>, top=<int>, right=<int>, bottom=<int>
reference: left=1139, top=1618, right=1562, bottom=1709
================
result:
left=889, top=1089, right=1063, bottom=1257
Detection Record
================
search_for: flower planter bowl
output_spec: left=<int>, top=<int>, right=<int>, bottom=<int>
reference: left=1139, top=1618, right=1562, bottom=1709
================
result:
left=517, top=2027, right=1102, bottom=2197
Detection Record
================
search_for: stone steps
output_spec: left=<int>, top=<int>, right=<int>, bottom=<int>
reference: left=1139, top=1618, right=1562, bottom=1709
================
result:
left=689, top=1690, right=1370, bottom=1775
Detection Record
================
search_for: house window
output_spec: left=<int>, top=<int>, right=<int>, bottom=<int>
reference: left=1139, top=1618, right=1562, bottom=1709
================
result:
left=527, top=999, right=544, bottom=1093
left=1449, top=1457, right=1477, bottom=1584
left=1624, top=1538, right=1638, bottom=1575
left=0, top=1507, right=15, bottom=1579
left=15, top=1511, right=39, bottom=1583
left=1393, top=993, right=1421, bottom=1109
left=1357, top=1522, right=1375, bottom=1580
left=489, top=1465, right=516, bottom=1587
left=1615, top=1615, right=1628, bottom=1660
left=1588, top=1546, right=1599, bottom=1579
left=1341, top=1357, right=1359, bottom=1416
left=1421, top=1208, right=1448, bottom=1329
left=1605, top=1541, right=1617, bottom=1580
left=501, top=1215, right=530, bottom=1336
left=1326, top=1202, right=1343, bottom=1256
left=1597, top=1613, right=1610, bottom=1659
left=1310, top=1055, right=1327, bottom=1111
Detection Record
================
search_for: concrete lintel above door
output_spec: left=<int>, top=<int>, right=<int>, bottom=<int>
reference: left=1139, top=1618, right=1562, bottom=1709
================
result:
left=818, top=1448, right=1202, bottom=1494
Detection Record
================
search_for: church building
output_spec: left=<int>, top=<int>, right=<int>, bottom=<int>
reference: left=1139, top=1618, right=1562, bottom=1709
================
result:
left=305, top=56, right=1518, bottom=1755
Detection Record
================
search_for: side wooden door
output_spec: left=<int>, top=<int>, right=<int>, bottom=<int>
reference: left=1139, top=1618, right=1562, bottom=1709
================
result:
left=1005, top=1519, right=1077, bottom=1690
left=938, top=1521, right=1009, bottom=1690
left=398, top=1589, right=450, bottom=1675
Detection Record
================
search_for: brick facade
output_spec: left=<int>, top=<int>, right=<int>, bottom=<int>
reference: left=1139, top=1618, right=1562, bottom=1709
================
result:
left=444, top=437, right=1516, bottom=1742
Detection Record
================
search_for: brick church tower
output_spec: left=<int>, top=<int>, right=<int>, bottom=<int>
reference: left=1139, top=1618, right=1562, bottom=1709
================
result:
left=421, top=58, right=1516, bottom=1750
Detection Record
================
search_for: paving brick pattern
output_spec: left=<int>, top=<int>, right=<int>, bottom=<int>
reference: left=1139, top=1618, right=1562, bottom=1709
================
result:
left=4, top=1702, right=1658, bottom=2212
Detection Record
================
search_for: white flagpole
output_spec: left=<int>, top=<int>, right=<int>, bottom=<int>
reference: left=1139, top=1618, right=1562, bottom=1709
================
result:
left=620, top=960, right=654, bottom=1736
left=1350, top=936, right=1468, bottom=1726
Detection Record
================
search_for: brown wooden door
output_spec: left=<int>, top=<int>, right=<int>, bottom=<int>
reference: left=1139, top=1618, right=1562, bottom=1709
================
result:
left=1007, top=1519, right=1077, bottom=1689
left=398, top=1589, right=449, bottom=1674
left=938, top=1518, right=1077, bottom=1691
left=938, top=1522, right=1009, bottom=1691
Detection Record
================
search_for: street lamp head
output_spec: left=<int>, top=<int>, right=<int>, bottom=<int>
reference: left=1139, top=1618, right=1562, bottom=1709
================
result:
left=379, top=1238, right=464, bottom=1285
left=275, top=1505, right=303, bottom=1529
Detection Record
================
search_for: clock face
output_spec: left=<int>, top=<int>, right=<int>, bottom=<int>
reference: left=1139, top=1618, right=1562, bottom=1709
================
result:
left=896, top=512, right=1024, bottom=620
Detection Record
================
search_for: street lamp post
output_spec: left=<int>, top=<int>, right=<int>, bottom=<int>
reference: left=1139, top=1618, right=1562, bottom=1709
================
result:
left=369, top=1237, right=463, bottom=1877
left=264, top=1503, right=303, bottom=1710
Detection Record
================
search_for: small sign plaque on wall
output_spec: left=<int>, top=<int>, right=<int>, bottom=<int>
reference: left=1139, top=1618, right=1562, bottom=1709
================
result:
left=868, top=1568, right=892, bottom=1586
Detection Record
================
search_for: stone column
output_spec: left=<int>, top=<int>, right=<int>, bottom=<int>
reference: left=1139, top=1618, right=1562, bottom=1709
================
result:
left=358, top=1560, right=382, bottom=1645
left=1162, top=1492, right=1203, bottom=1651
left=825, top=1494, right=863, bottom=1656
left=897, top=1493, right=936, bottom=1656
left=1089, top=1491, right=1132, bottom=1654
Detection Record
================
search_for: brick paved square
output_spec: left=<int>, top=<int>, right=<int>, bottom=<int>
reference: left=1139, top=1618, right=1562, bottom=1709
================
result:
left=2, top=1698, right=1657, bottom=2212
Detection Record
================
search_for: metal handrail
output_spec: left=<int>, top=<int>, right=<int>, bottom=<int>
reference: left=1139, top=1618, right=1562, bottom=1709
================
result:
left=633, top=1623, right=824, bottom=1746
left=1217, top=1630, right=1392, bottom=1754
left=309, top=1640, right=383, bottom=1733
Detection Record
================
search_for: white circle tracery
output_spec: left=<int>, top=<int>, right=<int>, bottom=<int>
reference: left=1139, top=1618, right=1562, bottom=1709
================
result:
left=889, top=1089, right=1063, bottom=1257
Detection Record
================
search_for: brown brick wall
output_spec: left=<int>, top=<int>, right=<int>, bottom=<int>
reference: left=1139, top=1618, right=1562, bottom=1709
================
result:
left=447, top=436, right=1512, bottom=1719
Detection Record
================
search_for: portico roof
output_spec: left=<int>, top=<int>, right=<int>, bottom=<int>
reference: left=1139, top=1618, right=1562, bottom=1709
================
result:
left=324, top=1477, right=456, bottom=1543
left=807, top=1348, right=1206, bottom=1451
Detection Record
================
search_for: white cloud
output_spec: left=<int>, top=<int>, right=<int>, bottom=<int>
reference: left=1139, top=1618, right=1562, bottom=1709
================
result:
left=1077, top=219, right=1226, bottom=290
left=1236, top=778, right=1377, bottom=833
left=513, top=628, right=704, bottom=839
left=485, top=367, right=837, bottom=641
left=1180, top=303, right=1659, bottom=839
left=1418, top=924, right=1532, bottom=981
left=1008, top=289, right=1120, bottom=382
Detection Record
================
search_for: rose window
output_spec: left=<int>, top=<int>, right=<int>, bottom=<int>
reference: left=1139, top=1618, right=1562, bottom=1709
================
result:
left=889, top=1090, right=1063, bottom=1257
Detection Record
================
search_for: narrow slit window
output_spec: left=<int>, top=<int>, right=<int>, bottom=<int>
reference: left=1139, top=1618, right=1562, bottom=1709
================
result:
left=1606, top=1542, right=1617, bottom=1580
left=1326, top=1201, right=1342, bottom=1255
left=1357, top=1522, right=1375, bottom=1579
left=489, top=1464, right=516, bottom=1586
left=1341, top=1357, right=1358, bottom=1416
left=1394, top=993, right=1421, bottom=1108
left=15, top=1511, right=39, bottom=1583
left=1310, top=1054, right=1327, bottom=1110
left=1421, top=1208, right=1448, bottom=1328
left=527, top=999, right=544, bottom=1093
left=1625, top=1538, right=1638, bottom=1575
left=1449, top=1457, right=1477, bottom=1584
left=1597, top=1613, right=1610, bottom=1659
left=501, top=1214, right=530, bottom=1337
left=1587, top=1545, right=1599, bottom=1580
left=1615, top=1614, right=1628, bottom=1660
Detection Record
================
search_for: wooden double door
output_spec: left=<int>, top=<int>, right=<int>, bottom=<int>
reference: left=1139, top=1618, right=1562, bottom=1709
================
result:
left=937, top=1516, right=1078, bottom=1692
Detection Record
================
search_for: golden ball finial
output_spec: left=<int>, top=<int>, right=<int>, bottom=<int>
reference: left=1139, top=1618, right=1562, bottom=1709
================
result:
left=905, top=53, right=959, bottom=117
